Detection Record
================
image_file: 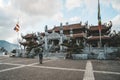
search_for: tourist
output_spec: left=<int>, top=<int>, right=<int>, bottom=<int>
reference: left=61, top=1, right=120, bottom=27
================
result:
left=39, top=51, right=43, bottom=64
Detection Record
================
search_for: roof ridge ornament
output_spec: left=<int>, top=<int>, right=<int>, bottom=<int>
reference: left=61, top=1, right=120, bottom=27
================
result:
left=45, top=25, right=48, bottom=32
left=80, top=21, right=82, bottom=25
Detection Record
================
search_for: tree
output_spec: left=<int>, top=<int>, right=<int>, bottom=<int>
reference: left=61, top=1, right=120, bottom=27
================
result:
left=61, top=39, right=84, bottom=59
left=11, top=49, right=16, bottom=53
left=0, top=47, right=7, bottom=52
left=111, top=31, right=120, bottom=47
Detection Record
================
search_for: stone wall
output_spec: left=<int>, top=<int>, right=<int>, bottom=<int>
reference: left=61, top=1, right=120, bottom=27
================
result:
left=72, top=47, right=119, bottom=60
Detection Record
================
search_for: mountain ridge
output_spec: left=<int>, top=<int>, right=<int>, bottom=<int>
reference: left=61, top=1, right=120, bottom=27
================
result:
left=0, top=40, right=18, bottom=52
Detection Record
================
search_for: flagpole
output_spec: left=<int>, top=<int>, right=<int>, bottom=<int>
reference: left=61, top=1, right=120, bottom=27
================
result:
left=17, top=20, right=20, bottom=56
left=99, top=28, right=102, bottom=47
left=14, top=20, right=20, bottom=57
left=17, top=31, right=19, bottom=56
left=98, top=0, right=102, bottom=48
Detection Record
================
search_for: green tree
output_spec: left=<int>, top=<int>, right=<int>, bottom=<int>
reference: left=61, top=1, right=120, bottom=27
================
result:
left=61, top=39, right=84, bottom=59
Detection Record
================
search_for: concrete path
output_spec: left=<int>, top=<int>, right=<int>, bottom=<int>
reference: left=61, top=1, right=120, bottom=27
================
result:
left=0, top=59, right=54, bottom=73
left=0, top=57, right=120, bottom=80
left=83, top=60, right=95, bottom=80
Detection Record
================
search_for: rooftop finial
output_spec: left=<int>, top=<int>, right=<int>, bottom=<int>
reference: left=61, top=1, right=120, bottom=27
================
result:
left=45, top=25, right=48, bottom=32
left=66, top=22, right=69, bottom=25
left=60, top=22, right=62, bottom=27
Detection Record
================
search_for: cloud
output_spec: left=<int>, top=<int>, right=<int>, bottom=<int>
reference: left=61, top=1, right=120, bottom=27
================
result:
left=11, top=0, right=62, bottom=16
left=53, top=12, right=64, bottom=22
left=101, top=0, right=110, bottom=7
left=0, top=0, right=120, bottom=43
left=66, top=0, right=83, bottom=10
left=0, top=0, right=4, bottom=8
left=101, top=0, right=120, bottom=12
left=84, top=0, right=97, bottom=12
left=111, top=15, right=120, bottom=32
left=65, top=0, right=98, bottom=10
left=52, top=13, right=81, bottom=25
left=0, top=25, right=16, bottom=42
left=65, top=0, right=120, bottom=13
left=69, top=16, right=80, bottom=22
left=111, top=0, right=120, bottom=12
left=0, top=0, right=63, bottom=43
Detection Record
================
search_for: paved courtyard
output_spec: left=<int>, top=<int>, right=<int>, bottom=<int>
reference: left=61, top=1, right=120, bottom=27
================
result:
left=0, top=56, right=120, bottom=80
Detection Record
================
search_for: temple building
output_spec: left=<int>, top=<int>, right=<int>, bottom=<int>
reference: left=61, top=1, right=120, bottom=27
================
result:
left=40, top=22, right=88, bottom=52
left=86, top=21, right=112, bottom=47
left=41, top=0, right=113, bottom=50
left=42, top=21, right=112, bottom=49
left=43, top=24, right=67, bottom=52
left=17, top=0, right=119, bottom=59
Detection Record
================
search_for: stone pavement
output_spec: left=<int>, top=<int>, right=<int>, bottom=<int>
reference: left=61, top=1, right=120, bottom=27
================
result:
left=0, top=56, right=120, bottom=80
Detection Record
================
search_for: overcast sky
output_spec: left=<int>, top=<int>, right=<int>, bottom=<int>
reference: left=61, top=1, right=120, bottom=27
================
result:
left=0, top=0, right=120, bottom=43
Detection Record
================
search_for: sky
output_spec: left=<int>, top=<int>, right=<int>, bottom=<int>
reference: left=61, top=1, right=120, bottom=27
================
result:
left=0, top=0, right=120, bottom=43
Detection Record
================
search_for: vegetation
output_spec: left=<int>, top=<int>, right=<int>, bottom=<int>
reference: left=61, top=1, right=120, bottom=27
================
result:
left=0, top=47, right=8, bottom=55
left=62, top=39, right=84, bottom=59
left=110, top=31, right=120, bottom=47
left=26, top=42, right=44, bottom=58
left=116, top=47, right=120, bottom=59
left=11, top=49, right=16, bottom=53
left=0, top=47, right=7, bottom=52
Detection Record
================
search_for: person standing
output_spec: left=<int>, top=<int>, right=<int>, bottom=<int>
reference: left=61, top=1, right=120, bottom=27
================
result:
left=39, top=50, right=43, bottom=64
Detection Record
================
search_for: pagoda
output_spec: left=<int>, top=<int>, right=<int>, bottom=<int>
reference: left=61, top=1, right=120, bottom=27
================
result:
left=87, top=22, right=112, bottom=47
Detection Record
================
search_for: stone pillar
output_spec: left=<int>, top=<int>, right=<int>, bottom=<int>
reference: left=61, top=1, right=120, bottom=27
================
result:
left=45, top=25, right=48, bottom=51
left=90, top=44, right=92, bottom=53
left=97, top=41, right=99, bottom=47
left=104, top=44, right=107, bottom=54
left=70, top=28, right=73, bottom=37
left=76, top=39, right=79, bottom=45
left=37, top=32, right=41, bottom=44
left=60, top=23, right=63, bottom=52
left=83, top=39, right=86, bottom=47
left=22, top=46, right=26, bottom=57
left=52, top=40, right=54, bottom=46
left=76, top=39, right=77, bottom=45
left=89, top=44, right=90, bottom=52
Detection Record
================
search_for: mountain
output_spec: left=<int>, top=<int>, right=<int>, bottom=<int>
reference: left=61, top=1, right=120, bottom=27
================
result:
left=0, top=40, right=18, bottom=52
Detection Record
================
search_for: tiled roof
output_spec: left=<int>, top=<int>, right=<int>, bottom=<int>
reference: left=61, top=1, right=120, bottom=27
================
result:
left=40, top=33, right=45, bottom=36
left=48, top=23, right=85, bottom=32
left=19, top=41, right=29, bottom=46
left=67, top=33, right=85, bottom=38
left=22, top=33, right=37, bottom=39
left=89, top=25, right=109, bottom=31
left=73, top=33, right=84, bottom=38
left=19, top=41, right=38, bottom=46
left=87, top=36, right=111, bottom=41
